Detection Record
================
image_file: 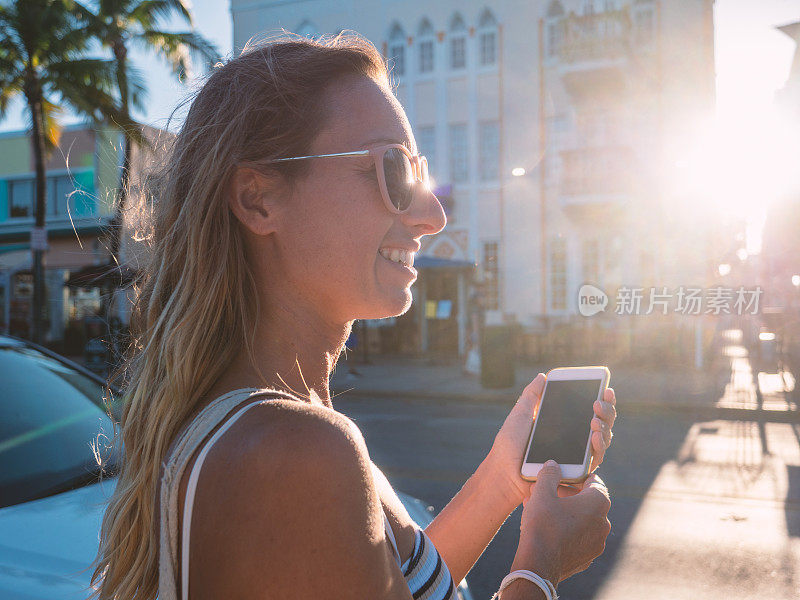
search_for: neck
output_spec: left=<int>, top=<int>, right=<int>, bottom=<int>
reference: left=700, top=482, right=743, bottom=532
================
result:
left=226, top=293, right=351, bottom=408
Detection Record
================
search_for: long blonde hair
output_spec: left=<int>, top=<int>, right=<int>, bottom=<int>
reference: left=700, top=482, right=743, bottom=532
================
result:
left=90, top=32, right=389, bottom=600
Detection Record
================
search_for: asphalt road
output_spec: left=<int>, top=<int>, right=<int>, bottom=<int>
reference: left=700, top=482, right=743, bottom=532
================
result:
left=335, top=395, right=800, bottom=600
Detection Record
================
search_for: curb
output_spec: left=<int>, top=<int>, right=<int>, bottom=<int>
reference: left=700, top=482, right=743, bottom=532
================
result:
left=331, top=386, right=800, bottom=422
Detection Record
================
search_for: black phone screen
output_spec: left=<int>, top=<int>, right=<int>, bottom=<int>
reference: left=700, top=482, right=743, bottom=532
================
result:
left=524, top=379, right=602, bottom=465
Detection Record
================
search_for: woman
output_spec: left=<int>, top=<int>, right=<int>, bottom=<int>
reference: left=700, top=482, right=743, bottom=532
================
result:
left=91, top=32, right=616, bottom=600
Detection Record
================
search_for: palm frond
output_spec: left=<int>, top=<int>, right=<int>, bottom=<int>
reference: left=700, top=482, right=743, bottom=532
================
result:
left=64, top=0, right=107, bottom=40
left=136, top=29, right=220, bottom=76
left=0, top=72, right=24, bottom=119
left=125, top=62, right=149, bottom=114
left=41, top=97, right=65, bottom=149
left=45, top=57, right=119, bottom=98
left=129, top=0, right=193, bottom=29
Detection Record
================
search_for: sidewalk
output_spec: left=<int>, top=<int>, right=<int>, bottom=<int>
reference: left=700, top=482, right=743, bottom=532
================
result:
left=332, top=337, right=798, bottom=421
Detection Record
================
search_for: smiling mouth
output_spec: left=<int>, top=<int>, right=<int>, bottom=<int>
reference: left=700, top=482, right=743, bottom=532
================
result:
left=378, top=247, right=415, bottom=268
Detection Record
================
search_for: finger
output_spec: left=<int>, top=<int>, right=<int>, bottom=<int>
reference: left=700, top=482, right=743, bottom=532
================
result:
left=513, top=373, right=545, bottom=415
left=593, top=399, right=617, bottom=426
left=521, top=373, right=546, bottom=400
left=603, top=427, right=613, bottom=448
left=580, top=472, right=608, bottom=493
left=579, top=483, right=611, bottom=509
left=604, top=387, right=616, bottom=406
left=532, top=460, right=562, bottom=499
left=590, top=431, right=605, bottom=470
left=590, top=416, right=609, bottom=433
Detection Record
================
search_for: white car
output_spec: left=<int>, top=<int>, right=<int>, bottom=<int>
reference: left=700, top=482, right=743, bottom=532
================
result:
left=0, top=335, right=474, bottom=600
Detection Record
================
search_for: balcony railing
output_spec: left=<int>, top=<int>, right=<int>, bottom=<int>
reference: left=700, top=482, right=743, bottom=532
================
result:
left=555, top=9, right=633, bottom=64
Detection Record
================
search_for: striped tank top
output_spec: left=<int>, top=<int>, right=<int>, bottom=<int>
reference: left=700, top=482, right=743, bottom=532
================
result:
left=158, top=387, right=456, bottom=600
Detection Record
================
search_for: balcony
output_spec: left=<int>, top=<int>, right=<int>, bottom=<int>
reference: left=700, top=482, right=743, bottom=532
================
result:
left=551, top=10, right=643, bottom=97
left=558, top=146, right=633, bottom=220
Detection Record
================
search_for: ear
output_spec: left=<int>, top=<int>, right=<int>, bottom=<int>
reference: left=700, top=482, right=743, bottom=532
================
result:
left=228, top=166, right=284, bottom=236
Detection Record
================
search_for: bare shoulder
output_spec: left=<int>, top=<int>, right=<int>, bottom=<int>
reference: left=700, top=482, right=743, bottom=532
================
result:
left=184, top=399, right=411, bottom=599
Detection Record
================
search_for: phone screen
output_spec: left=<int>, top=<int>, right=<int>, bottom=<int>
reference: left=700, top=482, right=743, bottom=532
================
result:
left=524, top=379, right=602, bottom=465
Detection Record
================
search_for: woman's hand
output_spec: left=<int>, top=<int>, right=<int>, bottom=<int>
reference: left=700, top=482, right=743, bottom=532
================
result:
left=511, top=461, right=612, bottom=584
left=487, top=373, right=617, bottom=507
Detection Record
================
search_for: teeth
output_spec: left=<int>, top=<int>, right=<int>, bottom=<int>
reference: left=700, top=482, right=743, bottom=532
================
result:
left=379, top=248, right=415, bottom=267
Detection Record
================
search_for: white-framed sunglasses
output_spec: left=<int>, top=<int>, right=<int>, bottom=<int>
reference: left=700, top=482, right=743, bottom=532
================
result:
left=266, top=143, right=430, bottom=214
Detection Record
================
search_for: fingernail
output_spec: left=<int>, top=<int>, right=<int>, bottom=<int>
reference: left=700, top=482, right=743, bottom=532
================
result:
left=545, top=460, right=557, bottom=467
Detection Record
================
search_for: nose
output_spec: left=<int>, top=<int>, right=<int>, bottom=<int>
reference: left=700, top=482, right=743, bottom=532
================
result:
left=401, top=185, right=446, bottom=236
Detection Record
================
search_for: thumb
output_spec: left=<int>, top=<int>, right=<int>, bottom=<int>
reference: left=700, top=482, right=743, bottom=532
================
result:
left=533, top=460, right=562, bottom=499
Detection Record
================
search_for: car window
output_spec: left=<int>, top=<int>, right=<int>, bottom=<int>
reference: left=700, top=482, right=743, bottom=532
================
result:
left=0, top=343, right=118, bottom=508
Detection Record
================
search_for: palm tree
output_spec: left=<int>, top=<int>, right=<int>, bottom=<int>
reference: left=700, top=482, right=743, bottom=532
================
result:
left=0, top=0, right=133, bottom=344
left=74, top=0, right=220, bottom=259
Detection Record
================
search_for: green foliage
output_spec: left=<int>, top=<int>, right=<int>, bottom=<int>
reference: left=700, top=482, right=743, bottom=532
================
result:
left=0, top=0, right=123, bottom=149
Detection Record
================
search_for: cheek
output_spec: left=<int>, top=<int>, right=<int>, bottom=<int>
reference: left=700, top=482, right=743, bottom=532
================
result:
left=291, top=181, right=388, bottom=286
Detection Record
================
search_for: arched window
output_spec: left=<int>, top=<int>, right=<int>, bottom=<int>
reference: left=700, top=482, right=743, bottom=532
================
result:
left=295, top=20, right=318, bottom=39
left=388, top=23, right=406, bottom=77
left=545, top=1, right=565, bottom=59
left=477, top=9, right=498, bottom=67
left=417, top=18, right=435, bottom=74
left=449, top=13, right=467, bottom=70
left=417, top=19, right=436, bottom=73
left=546, top=0, right=565, bottom=18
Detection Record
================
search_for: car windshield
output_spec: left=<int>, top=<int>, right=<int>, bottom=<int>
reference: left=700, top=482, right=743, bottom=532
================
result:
left=0, top=340, right=119, bottom=508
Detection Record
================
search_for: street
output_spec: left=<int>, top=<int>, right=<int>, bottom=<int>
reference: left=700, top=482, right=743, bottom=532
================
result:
left=335, top=356, right=800, bottom=599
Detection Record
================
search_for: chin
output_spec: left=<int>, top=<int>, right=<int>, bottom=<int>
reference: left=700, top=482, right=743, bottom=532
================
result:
left=360, top=288, right=413, bottom=320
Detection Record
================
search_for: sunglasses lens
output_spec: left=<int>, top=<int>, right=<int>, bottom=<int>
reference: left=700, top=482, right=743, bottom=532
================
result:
left=382, top=148, right=415, bottom=211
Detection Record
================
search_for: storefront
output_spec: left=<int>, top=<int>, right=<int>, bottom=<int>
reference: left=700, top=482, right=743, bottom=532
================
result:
left=366, top=255, right=475, bottom=359
left=0, top=237, right=112, bottom=346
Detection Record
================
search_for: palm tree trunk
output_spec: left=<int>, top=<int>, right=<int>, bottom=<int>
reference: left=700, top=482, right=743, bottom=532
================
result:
left=106, top=40, right=132, bottom=369
left=110, top=39, right=130, bottom=262
left=25, top=76, right=48, bottom=345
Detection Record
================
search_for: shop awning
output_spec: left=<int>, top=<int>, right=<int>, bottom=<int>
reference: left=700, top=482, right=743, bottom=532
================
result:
left=64, top=263, right=138, bottom=289
left=0, top=249, right=32, bottom=272
left=414, top=256, right=476, bottom=270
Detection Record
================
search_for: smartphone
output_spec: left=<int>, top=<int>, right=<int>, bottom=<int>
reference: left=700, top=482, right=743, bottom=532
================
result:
left=520, top=366, right=610, bottom=484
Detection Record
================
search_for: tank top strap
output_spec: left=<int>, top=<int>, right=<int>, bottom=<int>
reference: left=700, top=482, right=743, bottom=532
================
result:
left=159, top=387, right=298, bottom=600
left=383, top=511, right=402, bottom=568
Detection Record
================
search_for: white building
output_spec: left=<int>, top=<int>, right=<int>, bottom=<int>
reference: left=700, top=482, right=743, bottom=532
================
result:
left=231, top=0, right=716, bottom=357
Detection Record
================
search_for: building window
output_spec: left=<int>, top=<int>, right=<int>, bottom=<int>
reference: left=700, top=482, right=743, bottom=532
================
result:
left=546, top=20, right=563, bottom=58
left=7, top=174, right=85, bottom=220
left=388, top=23, right=406, bottom=77
left=9, top=179, right=34, bottom=218
left=550, top=238, right=567, bottom=311
left=479, top=121, right=500, bottom=181
left=419, top=40, right=434, bottom=73
left=448, top=123, right=468, bottom=183
left=417, top=126, right=436, bottom=179
left=478, top=9, right=498, bottom=66
left=582, top=239, right=599, bottom=284
left=482, top=241, right=499, bottom=310
left=479, top=31, right=496, bottom=66
left=389, top=43, right=405, bottom=76
left=449, top=13, right=467, bottom=70
left=450, top=36, right=466, bottom=69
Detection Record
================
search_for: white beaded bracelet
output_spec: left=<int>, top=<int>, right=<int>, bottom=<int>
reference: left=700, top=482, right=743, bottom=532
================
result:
left=489, top=569, right=558, bottom=600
